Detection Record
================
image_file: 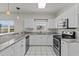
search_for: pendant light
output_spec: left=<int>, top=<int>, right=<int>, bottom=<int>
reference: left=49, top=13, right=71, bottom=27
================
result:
left=16, top=7, right=20, bottom=20
left=5, top=3, right=11, bottom=16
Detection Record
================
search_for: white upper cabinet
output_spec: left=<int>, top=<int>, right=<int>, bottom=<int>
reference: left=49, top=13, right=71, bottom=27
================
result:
left=55, top=5, right=78, bottom=28
left=47, top=19, right=56, bottom=29
left=63, top=5, right=78, bottom=28
left=24, top=19, right=34, bottom=28
left=54, top=17, right=58, bottom=28
left=52, top=19, right=57, bottom=28
left=55, top=14, right=64, bottom=28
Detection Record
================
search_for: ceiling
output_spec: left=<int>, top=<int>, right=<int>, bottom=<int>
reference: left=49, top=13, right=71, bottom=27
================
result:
left=0, top=3, right=75, bottom=14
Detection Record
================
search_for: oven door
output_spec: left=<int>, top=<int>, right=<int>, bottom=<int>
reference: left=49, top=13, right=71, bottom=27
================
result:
left=53, top=37, right=61, bottom=56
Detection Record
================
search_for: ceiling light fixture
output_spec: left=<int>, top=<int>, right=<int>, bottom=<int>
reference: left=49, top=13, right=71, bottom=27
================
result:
left=5, top=3, right=11, bottom=16
left=16, top=7, right=20, bottom=20
left=16, top=15, right=20, bottom=20
left=38, top=3, right=46, bottom=9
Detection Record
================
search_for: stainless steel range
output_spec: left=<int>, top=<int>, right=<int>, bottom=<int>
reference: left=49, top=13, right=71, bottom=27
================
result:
left=62, top=31, right=76, bottom=39
left=53, top=31, right=76, bottom=56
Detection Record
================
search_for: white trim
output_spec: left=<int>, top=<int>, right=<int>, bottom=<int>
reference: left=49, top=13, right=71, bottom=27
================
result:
left=0, top=32, right=15, bottom=36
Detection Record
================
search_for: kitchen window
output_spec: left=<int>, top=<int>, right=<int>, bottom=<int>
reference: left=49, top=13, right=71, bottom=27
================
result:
left=0, top=20, right=14, bottom=34
left=34, top=19, right=48, bottom=32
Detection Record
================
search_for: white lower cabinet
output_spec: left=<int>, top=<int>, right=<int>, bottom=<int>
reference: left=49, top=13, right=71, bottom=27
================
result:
left=61, top=40, right=68, bottom=56
left=0, top=44, right=15, bottom=56
left=30, top=35, right=53, bottom=45
left=0, top=49, right=10, bottom=56
left=47, top=35, right=53, bottom=46
left=14, top=38, right=26, bottom=56
left=68, top=43, right=79, bottom=56
left=0, top=37, right=26, bottom=56
left=61, top=40, right=79, bottom=56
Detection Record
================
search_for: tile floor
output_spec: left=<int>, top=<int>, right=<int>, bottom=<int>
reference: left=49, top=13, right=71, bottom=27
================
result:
left=25, top=46, right=56, bottom=56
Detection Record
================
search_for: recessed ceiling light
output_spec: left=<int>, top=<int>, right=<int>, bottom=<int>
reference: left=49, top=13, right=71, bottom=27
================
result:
left=38, top=3, right=46, bottom=9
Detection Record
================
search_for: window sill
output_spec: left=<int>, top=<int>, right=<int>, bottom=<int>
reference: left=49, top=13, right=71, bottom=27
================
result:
left=0, top=32, right=15, bottom=36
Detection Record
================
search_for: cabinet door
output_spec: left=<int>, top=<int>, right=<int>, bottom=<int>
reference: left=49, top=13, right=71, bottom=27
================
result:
left=55, top=5, right=78, bottom=28
left=53, top=19, right=57, bottom=28
left=14, top=39, right=25, bottom=56
left=30, top=35, right=41, bottom=45
left=30, top=35, right=52, bottom=45
left=56, top=15, right=63, bottom=28
left=0, top=45, right=14, bottom=56
left=24, top=18, right=34, bottom=28
left=0, top=48, right=9, bottom=56
left=14, top=41, right=22, bottom=56
left=54, top=18, right=58, bottom=28
left=64, top=5, right=78, bottom=28
left=61, top=40, right=68, bottom=56
left=48, top=35, right=53, bottom=46
left=39, top=35, right=48, bottom=45
left=68, top=43, right=79, bottom=56
left=48, top=19, right=56, bottom=28
left=8, top=44, right=15, bottom=56
left=40, top=35, right=53, bottom=45
left=21, top=38, right=26, bottom=55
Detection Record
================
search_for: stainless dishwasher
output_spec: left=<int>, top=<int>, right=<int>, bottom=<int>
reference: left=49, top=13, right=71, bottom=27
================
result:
left=26, top=35, right=29, bottom=53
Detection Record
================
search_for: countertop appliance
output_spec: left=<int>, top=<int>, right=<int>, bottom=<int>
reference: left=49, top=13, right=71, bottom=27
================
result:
left=53, top=35, right=61, bottom=56
left=62, top=31, right=76, bottom=39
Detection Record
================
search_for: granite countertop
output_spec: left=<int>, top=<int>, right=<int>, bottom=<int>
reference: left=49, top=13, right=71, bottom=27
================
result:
left=0, top=33, right=29, bottom=51
left=28, top=32, right=57, bottom=35
left=62, top=39, right=79, bottom=43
